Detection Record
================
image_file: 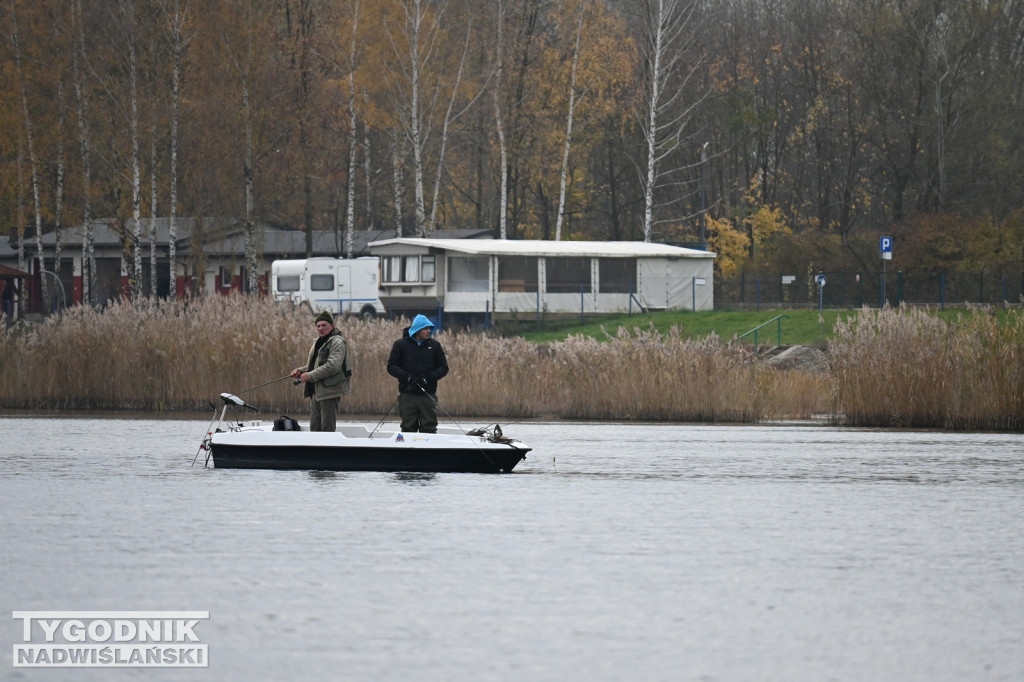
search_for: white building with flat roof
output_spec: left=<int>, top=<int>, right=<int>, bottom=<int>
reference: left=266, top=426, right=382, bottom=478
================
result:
left=368, top=238, right=716, bottom=326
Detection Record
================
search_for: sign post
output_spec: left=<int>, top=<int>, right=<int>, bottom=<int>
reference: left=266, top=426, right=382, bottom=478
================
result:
left=815, top=273, right=826, bottom=338
left=880, top=236, right=892, bottom=307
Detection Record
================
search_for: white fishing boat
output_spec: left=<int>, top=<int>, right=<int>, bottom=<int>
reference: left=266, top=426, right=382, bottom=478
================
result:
left=195, top=393, right=530, bottom=474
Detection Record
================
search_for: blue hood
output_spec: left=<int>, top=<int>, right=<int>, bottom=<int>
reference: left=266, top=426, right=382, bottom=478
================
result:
left=408, top=314, right=434, bottom=336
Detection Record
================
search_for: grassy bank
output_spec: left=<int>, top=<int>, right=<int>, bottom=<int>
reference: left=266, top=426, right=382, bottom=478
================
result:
left=499, top=307, right=1016, bottom=346
left=498, top=308, right=850, bottom=346
left=1, top=298, right=1019, bottom=429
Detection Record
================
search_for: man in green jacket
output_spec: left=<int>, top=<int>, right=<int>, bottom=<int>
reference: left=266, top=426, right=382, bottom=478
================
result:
left=291, top=310, right=351, bottom=432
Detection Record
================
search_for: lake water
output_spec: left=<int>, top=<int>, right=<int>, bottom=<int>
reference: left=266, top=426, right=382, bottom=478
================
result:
left=1, top=416, right=1022, bottom=681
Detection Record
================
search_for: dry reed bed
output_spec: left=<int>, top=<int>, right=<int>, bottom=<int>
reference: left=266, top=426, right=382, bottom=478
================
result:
left=829, top=306, right=1024, bottom=429
left=0, top=295, right=807, bottom=422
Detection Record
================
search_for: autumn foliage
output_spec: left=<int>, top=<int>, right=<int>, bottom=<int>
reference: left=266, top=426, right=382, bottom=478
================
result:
left=1, top=0, right=1022, bottom=288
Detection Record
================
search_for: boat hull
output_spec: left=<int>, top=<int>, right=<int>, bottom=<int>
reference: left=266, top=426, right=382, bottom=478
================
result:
left=208, top=427, right=529, bottom=473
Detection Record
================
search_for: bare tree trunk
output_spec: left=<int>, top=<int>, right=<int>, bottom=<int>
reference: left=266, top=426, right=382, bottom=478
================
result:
left=391, top=132, right=407, bottom=236
left=428, top=26, right=475, bottom=233
left=641, top=0, right=666, bottom=243
left=11, top=0, right=49, bottom=307
left=405, top=0, right=429, bottom=235
left=345, top=0, right=361, bottom=259
left=117, top=0, right=144, bottom=301
left=493, top=0, right=509, bottom=239
left=167, top=0, right=189, bottom=300
left=72, top=0, right=95, bottom=305
left=16, top=141, right=25, bottom=271
left=244, top=72, right=257, bottom=294
left=363, top=90, right=373, bottom=228
left=639, top=0, right=703, bottom=243
left=55, top=78, right=67, bottom=307
left=555, top=9, right=585, bottom=242
left=150, top=123, right=159, bottom=297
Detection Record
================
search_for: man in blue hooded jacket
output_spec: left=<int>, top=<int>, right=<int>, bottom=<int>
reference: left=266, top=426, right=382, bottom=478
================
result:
left=386, top=314, right=449, bottom=433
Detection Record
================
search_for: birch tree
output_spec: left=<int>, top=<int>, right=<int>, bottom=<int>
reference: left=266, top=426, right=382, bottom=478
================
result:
left=383, top=0, right=472, bottom=236
left=280, top=0, right=324, bottom=264
left=163, top=0, right=190, bottom=299
left=492, top=0, right=509, bottom=239
left=53, top=70, right=66, bottom=304
left=49, top=6, right=70, bottom=308
left=241, top=4, right=259, bottom=292
left=212, top=0, right=272, bottom=294
left=554, top=6, right=585, bottom=241
left=100, top=0, right=146, bottom=300
left=344, top=0, right=361, bottom=258
left=10, top=0, right=49, bottom=306
left=427, top=23, right=480, bottom=233
left=638, top=0, right=705, bottom=243
left=71, top=0, right=95, bottom=304
left=384, top=0, right=435, bottom=235
left=148, top=31, right=160, bottom=297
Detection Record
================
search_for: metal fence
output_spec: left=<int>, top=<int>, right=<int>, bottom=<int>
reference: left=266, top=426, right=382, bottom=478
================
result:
left=716, top=270, right=1024, bottom=309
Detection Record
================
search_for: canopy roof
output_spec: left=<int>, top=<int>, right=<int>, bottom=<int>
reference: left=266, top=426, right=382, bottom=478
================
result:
left=369, top=238, right=716, bottom=259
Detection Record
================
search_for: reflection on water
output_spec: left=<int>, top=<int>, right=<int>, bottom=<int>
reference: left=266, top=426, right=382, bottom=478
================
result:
left=1, top=417, right=1022, bottom=682
left=306, top=470, right=343, bottom=483
left=390, top=472, right=437, bottom=485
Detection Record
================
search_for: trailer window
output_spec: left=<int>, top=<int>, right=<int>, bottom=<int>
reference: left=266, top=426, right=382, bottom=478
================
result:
left=277, top=275, right=300, bottom=292
left=448, top=257, right=489, bottom=292
left=383, top=256, right=401, bottom=283
left=403, top=256, right=420, bottom=282
left=498, top=257, right=538, bottom=292
left=598, top=258, right=635, bottom=293
left=546, top=257, right=591, bottom=293
left=310, top=274, right=334, bottom=291
left=422, top=256, right=436, bottom=283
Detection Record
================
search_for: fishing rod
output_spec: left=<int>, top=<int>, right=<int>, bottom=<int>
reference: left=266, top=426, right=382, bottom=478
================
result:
left=410, top=381, right=501, bottom=471
left=237, top=374, right=294, bottom=395
left=368, top=393, right=402, bottom=439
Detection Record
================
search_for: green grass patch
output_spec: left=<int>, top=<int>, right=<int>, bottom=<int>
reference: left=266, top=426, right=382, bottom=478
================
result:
left=495, top=306, right=1015, bottom=346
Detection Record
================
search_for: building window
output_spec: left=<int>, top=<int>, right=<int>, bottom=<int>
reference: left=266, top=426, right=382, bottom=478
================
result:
left=498, top=257, right=538, bottom=292
left=403, top=256, right=420, bottom=282
left=276, top=276, right=300, bottom=292
left=546, top=257, right=590, bottom=293
left=448, top=256, right=489, bottom=292
left=310, top=274, right=334, bottom=291
left=383, top=256, right=401, bottom=283
left=422, top=255, right=436, bottom=283
left=599, top=258, right=636, bottom=293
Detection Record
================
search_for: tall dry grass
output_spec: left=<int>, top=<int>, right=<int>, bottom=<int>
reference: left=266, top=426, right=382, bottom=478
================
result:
left=829, top=305, right=1024, bottom=429
left=0, top=296, right=821, bottom=422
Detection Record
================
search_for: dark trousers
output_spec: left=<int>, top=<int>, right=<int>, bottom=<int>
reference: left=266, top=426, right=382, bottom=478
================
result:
left=310, top=397, right=340, bottom=432
left=398, top=393, right=438, bottom=433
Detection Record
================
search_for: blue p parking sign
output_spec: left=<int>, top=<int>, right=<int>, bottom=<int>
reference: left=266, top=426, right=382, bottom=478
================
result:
left=881, top=236, right=893, bottom=260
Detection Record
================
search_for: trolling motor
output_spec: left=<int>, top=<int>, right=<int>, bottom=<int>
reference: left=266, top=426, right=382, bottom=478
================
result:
left=191, top=393, right=260, bottom=468
left=220, top=392, right=258, bottom=411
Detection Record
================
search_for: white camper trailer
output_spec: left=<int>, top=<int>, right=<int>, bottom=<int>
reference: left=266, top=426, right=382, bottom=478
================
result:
left=272, top=257, right=384, bottom=319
